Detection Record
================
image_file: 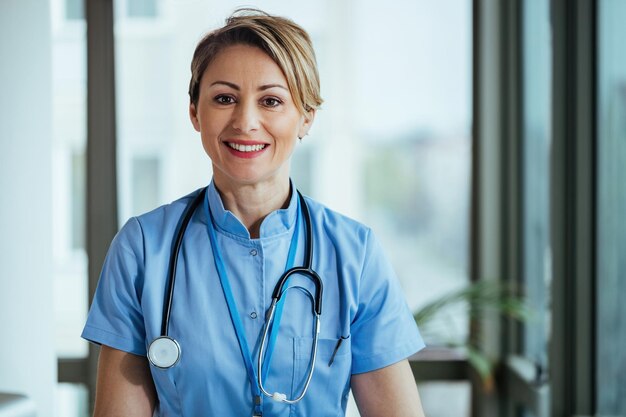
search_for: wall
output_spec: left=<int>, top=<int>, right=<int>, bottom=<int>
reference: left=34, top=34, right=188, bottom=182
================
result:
left=0, top=0, right=57, bottom=415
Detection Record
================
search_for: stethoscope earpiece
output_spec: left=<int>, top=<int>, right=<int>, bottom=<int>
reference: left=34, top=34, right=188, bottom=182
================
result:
left=148, top=336, right=181, bottom=369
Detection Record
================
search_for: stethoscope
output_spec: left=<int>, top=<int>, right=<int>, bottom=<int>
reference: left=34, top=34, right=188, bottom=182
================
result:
left=147, top=186, right=323, bottom=408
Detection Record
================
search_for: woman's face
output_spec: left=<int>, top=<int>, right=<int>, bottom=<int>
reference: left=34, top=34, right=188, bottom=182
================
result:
left=190, top=44, right=314, bottom=189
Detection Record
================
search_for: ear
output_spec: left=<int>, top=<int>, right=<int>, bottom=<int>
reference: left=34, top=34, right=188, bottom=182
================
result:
left=297, top=109, right=316, bottom=138
left=189, top=102, right=201, bottom=132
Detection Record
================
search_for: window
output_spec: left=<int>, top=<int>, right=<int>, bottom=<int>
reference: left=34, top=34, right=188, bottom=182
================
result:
left=52, top=1, right=89, bottom=414
left=55, top=384, right=88, bottom=417
left=52, top=0, right=88, bottom=359
left=521, top=0, right=551, bottom=378
left=597, top=0, right=626, bottom=413
left=127, top=0, right=157, bottom=18
left=71, top=151, right=86, bottom=250
left=66, top=0, right=84, bottom=20
left=131, top=156, right=160, bottom=215
left=355, top=0, right=472, bottom=339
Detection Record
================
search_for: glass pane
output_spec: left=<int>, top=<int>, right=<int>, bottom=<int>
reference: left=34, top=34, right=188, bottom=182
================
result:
left=56, top=383, right=89, bottom=417
left=71, top=151, right=86, bottom=249
left=131, top=156, right=160, bottom=215
left=66, top=0, right=84, bottom=20
left=597, top=0, right=626, bottom=414
left=127, top=0, right=157, bottom=18
left=52, top=2, right=88, bottom=358
left=518, top=406, right=538, bottom=417
left=417, top=382, right=471, bottom=417
left=521, top=0, right=552, bottom=373
left=356, top=0, right=472, bottom=345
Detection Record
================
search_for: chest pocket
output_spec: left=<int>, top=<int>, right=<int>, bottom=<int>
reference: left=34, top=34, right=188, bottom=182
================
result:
left=291, top=336, right=352, bottom=417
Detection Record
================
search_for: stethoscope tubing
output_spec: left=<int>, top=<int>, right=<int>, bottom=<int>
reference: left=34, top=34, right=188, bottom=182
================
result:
left=150, top=186, right=323, bottom=406
left=161, top=188, right=207, bottom=337
left=256, top=192, right=322, bottom=403
left=258, top=299, right=320, bottom=403
left=271, top=192, right=323, bottom=315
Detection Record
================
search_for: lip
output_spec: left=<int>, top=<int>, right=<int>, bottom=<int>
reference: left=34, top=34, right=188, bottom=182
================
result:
left=225, top=139, right=269, bottom=145
left=223, top=139, right=270, bottom=159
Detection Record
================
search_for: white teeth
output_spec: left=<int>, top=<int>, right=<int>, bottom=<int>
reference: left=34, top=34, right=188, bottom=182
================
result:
left=227, top=143, right=266, bottom=152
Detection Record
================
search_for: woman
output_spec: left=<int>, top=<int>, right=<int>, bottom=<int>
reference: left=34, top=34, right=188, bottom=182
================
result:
left=83, top=9, right=426, bottom=417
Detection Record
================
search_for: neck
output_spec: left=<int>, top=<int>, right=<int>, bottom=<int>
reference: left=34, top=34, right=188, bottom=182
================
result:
left=213, top=177, right=291, bottom=239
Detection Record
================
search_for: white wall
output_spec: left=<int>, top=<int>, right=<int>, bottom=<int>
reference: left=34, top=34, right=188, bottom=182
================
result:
left=0, top=0, right=57, bottom=415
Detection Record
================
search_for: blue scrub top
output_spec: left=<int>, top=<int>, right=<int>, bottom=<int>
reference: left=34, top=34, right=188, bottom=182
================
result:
left=82, top=181, right=425, bottom=416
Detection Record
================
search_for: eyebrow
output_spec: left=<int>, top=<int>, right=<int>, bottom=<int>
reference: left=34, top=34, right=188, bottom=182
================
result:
left=209, top=81, right=289, bottom=92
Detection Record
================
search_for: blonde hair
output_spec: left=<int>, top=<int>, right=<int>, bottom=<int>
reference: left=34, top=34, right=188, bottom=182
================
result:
left=188, top=8, right=323, bottom=115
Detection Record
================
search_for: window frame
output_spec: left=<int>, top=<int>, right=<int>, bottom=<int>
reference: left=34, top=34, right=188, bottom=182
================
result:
left=473, top=0, right=598, bottom=416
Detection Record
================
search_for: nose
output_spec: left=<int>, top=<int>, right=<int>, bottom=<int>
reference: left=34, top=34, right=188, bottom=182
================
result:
left=231, top=100, right=260, bottom=133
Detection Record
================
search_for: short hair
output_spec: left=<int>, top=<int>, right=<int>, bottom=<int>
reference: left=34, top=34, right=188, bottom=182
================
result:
left=188, top=8, right=323, bottom=115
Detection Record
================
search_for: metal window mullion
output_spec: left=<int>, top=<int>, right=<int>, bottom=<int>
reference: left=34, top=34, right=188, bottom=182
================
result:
left=501, top=0, right=523, bottom=360
left=550, top=0, right=597, bottom=415
left=86, top=0, right=118, bottom=407
left=57, top=358, right=89, bottom=384
left=572, top=0, right=597, bottom=412
left=471, top=0, right=507, bottom=415
left=500, top=1, right=528, bottom=415
left=504, top=355, right=550, bottom=416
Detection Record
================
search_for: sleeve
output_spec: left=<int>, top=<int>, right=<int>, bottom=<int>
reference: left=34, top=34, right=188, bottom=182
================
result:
left=81, top=217, right=148, bottom=356
left=350, top=230, right=425, bottom=374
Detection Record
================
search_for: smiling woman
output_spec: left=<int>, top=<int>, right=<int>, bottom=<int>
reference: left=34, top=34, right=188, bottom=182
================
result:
left=189, top=44, right=315, bottom=216
left=82, top=8, right=426, bottom=417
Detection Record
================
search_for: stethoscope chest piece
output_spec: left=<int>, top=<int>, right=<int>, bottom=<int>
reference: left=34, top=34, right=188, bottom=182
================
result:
left=148, top=336, right=181, bottom=369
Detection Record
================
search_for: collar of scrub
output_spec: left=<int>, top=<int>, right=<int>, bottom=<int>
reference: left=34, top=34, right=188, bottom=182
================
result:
left=206, top=179, right=298, bottom=239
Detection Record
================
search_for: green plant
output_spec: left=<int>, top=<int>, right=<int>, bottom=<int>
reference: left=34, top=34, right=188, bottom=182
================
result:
left=413, top=280, right=532, bottom=390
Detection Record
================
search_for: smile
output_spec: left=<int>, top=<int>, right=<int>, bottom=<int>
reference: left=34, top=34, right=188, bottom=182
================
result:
left=226, top=142, right=267, bottom=152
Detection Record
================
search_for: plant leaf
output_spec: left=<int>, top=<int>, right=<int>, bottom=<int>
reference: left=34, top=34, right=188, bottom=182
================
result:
left=466, top=345, right=494, bottom=392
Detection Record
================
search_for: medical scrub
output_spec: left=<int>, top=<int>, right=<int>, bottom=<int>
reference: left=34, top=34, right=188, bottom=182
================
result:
left=82, top=181, right=425, bottom=416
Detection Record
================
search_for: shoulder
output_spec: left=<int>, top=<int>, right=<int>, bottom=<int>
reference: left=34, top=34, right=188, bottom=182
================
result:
left=300, top=195, right=400, bottom=283
left=300, top=195, right=378, bottom=260
left=302, top=195, right=371, bottom=237
left=114, top=187, right=205, bottom=251
left=134, top=188, right=204, bottom=230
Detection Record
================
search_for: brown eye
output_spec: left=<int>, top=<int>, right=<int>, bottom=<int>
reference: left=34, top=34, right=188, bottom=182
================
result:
left=215, top=95, right=235, bottom=105
left=262, top=97, right=282, bottom=108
